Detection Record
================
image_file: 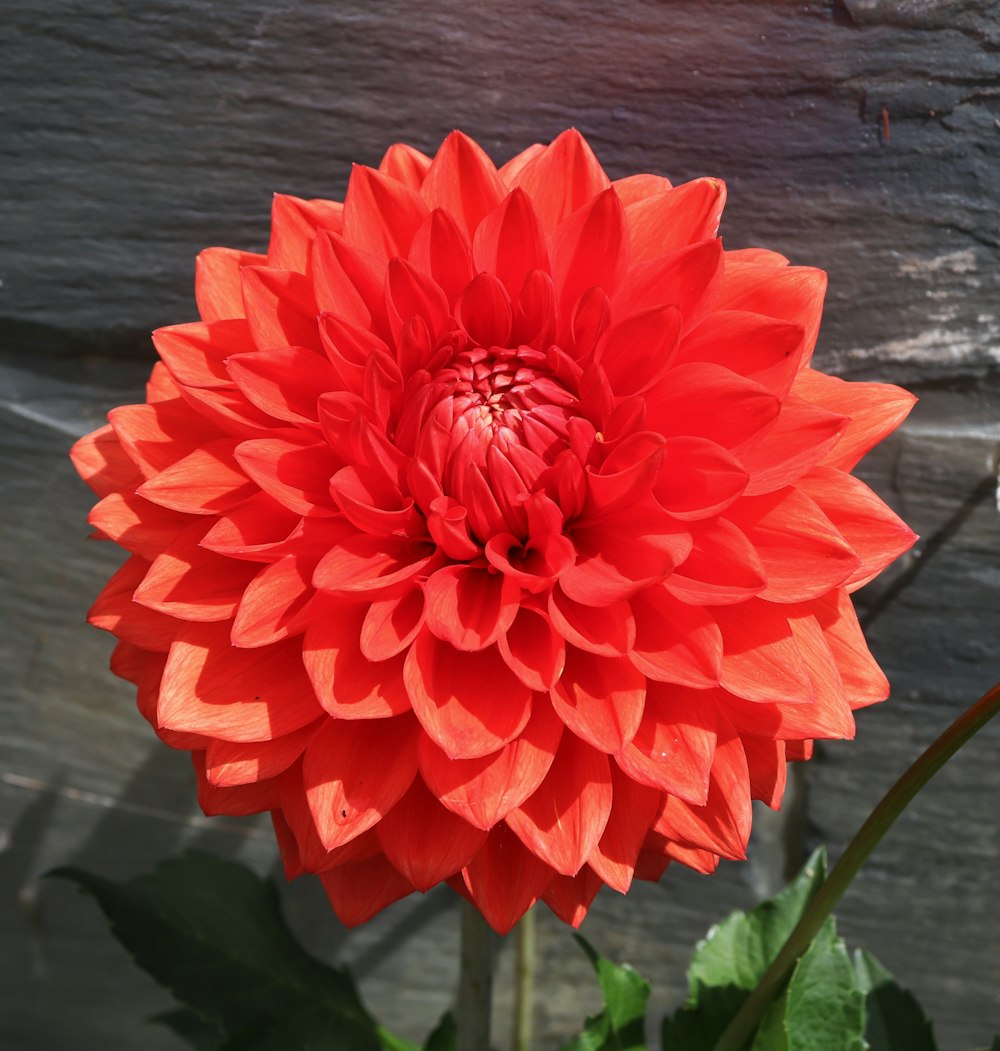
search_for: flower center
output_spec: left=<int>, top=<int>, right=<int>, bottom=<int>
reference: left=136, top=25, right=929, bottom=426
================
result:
left=396, top=340, right=584, bottom=542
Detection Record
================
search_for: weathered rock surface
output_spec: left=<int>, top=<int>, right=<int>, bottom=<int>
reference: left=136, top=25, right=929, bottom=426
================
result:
left=3, top=1, right=998, bottom=1048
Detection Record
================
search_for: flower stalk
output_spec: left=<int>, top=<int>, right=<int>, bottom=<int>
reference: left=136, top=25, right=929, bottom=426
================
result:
left=457, top=899, right=498, bottom=1051
left=711, top=678, right=1000, bottom=1051
left=513, top=907, right=537, bottom=1051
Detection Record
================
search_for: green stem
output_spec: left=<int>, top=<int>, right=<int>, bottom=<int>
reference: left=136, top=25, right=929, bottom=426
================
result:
left=712, top=679, right=1000, bottom=1051
left=512, top=907, right=537, bottom=1051
left=456, top=899, right=497, bottom=1051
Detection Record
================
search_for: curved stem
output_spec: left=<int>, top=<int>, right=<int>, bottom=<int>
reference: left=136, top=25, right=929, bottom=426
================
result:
left=457, top=899, right=497, bottom=1051
left=712, top=679, right=1000, bottom=1051
left=512, top=907, right=537, bottom=1051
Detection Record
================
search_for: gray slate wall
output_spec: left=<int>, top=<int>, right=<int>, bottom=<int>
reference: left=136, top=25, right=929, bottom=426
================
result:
left=2, top=1, right=999, bottom=1048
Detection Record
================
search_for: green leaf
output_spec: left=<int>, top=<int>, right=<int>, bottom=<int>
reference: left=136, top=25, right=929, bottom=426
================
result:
left=853, top=950, right=937, bottom=1051
left=378, top=1026, right=421, bottom=1051
left=151, top=1008, right=221, bottom=1050
left=748, top=918, right=864, bottom=1051
left=662, top=849, right=827, bottom=1050
left=50, top=850, right=381, bottom=1051
left=561, top=935, right=651, bottom=1051
left=689, top=849, right=828, bottom=995
left=422, top=1012, right=457, bottom=1051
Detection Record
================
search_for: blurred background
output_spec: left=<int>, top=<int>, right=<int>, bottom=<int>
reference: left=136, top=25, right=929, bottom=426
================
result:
left=2, top=1, right=998, bottom=1047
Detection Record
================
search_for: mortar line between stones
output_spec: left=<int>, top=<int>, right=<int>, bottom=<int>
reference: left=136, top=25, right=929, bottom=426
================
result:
left=860, top=472, right=996, bottom=630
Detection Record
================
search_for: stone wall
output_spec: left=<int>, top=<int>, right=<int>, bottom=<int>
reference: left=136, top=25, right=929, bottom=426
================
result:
left=3, top=2, right=998, bottom=1047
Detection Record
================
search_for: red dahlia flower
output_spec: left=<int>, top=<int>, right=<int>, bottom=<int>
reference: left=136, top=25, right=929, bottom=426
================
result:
left=72, top=130, right=916, bottom=934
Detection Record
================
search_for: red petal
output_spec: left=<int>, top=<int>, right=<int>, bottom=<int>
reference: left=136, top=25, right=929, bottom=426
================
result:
left=70, top=423, right=143, bottom=498
left=814, top=590, right=889, bottom=709
left=318, top=313, right=390, bottom=395
left=615, top=240, right=724, bottom=329
left=799, top=467, right=916, bottom=590
left=198, top=493, right=302, bottom=562
left=499, top=143, right=546, bottom=184
left=715, top=600, right=813, bottom=704
left=235, top=437, right=341, bottom=517
left=543, top=866, right=603, bottom=927
left=586, top=432, right=665, bottom=513
left=424, top=564, right=520, bottom=651
left=420, top=130, right=506, bottom=239
left=550, top=188, right=629, bottom=313
left=303, top=713, right=419, bottom=849
left=507, top=128, right=610, bottom=236
left=460, top=823, right=555, bottom=934
left=589, top=767, right=663, bottom=893
left=616, top=683, right=718, bottom=805
left=195, top=246, right=266, bottom=322
left=108, top=399, right=216, bottom=480
left=625, top=178, right=726, bottom=262
left=158, top=623, right=321, bottom=741
left=408, top=208, right=475, bottom=308
left=88, top=490, right=191, bottom=560
left=473, top=188, right=550, bottom=298
left=715, top=263, right=826, bottom=366
left=507, top=733, right=613, bottom=876
left=267, top=194, right=343, bottom=273
left=785, top=610, right=856, bottom=739
left=742, top=736, right=787, bottom=809
left=646, top=362, right=780, bottom=448
left=240, top=266, right=320, bottom=352
left=654, top=436, right=748, bottom=520
left=561, top=504, right=691, bottom=606
left=550, top=648, right=645, bottom=753
left=497, top=604, right=567, bottom=690
left=311, top=231, right=385, bottom=329
left=136, top=440, right=255, bottom=515
left=302, top=602, right=410, bottom=718
left=736, top=395, right=848, bottom=496
left=133, top=520, right=257, bottom=622
left=595, top=305, right=682, bottom=397
left=629, top=586, right=722, bottom=687
left=231, top=556, right=316, bottom=648
left=548, top=587, right=635, bottom=657
left=226, top=346, right=338, bottom=426
left=456, top=273, right=513, bottom=347
left=665, top=519, right=766, bottom=606
left=329, top=465, right=423, bottom=538
left=173, top=383, right=280, bottom=438
left=612, top=172, right=673, bottom=206
left=653, top=720, right=751, bottom=860
left=379, top=142, right=433, bottom=187
left=89, top=556, right=181, bottom=652
left=385, top=257, right=450, bottom=343
left=377, top=778, right=487, bottom=890
left=418, top=697, right=564, bottom=829
left=677, top=310, right=806, bottom=398
left=194, top=760, right=282, bottom=817
left=796, top=370, right=916, bottom=470
left=153, top=320, right=251, bottom=390
left=319, top=854, right=415, bottom=927
left=727, top=488, right=860, bottom=602
left=342, top=164, right=429, bottom=264
left=204, top=722, right=318, bottom=787
left=404, top=630, right=533, bottom=759
left=360, top=585, right=426, bottom=661
left=313, top=533, right=436, bottom=593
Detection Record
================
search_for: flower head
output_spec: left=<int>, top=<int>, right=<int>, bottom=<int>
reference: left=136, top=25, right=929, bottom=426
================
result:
left=73, top=130, right=916, bottom=933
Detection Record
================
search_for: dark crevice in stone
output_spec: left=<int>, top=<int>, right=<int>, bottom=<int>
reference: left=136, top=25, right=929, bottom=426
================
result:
left=860, top=471, right=997, bottom=631
left=1, top=318, right=155, bottom=364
